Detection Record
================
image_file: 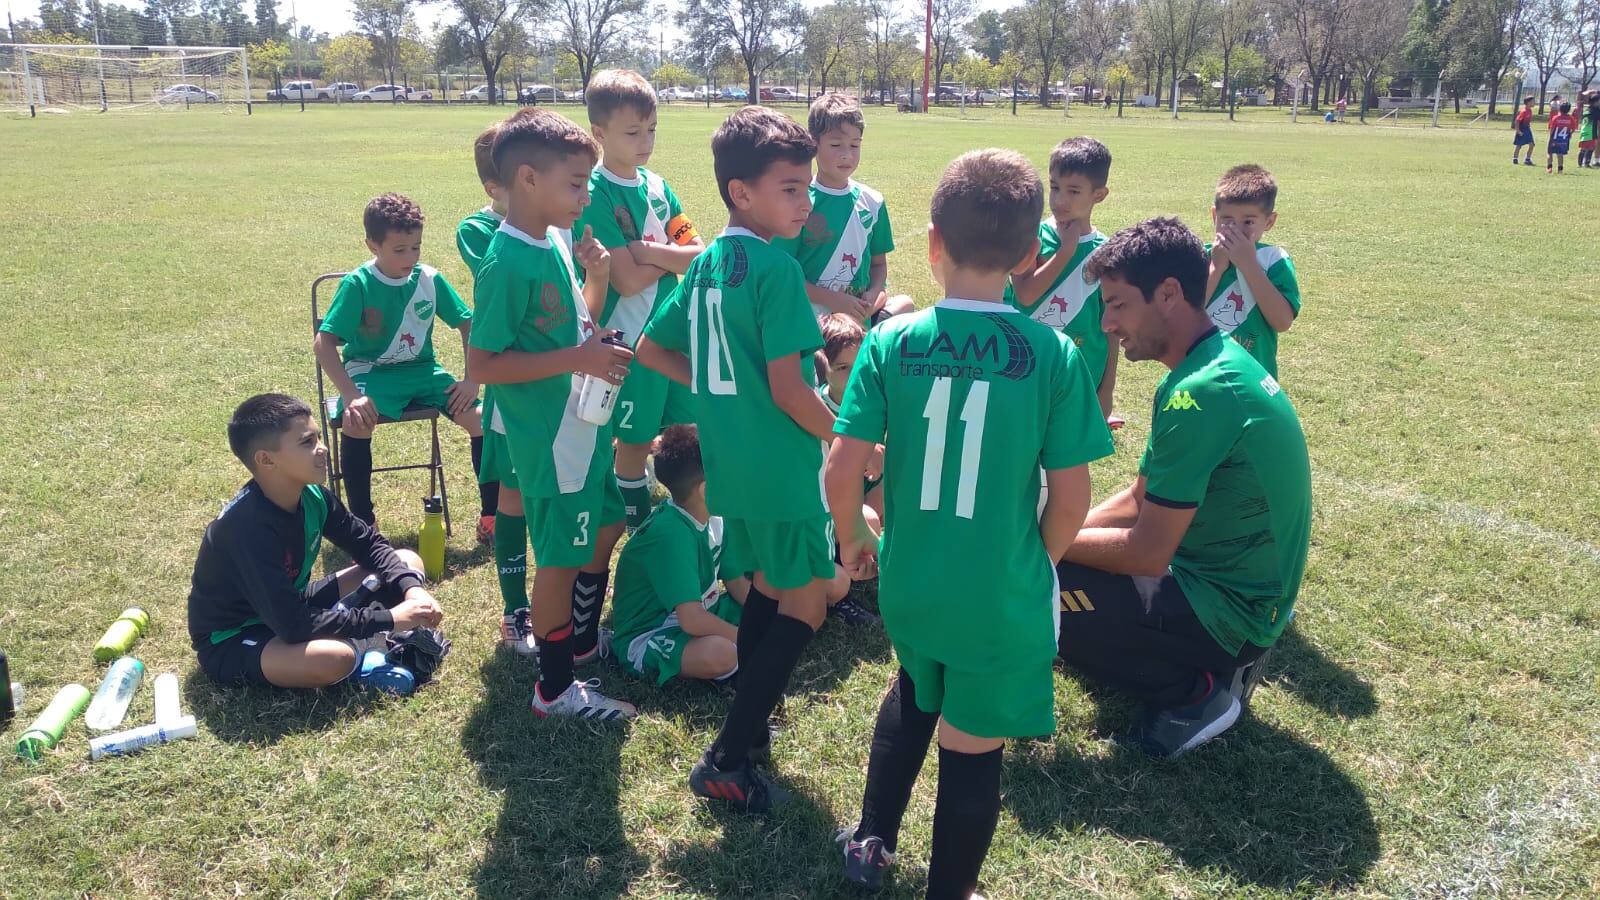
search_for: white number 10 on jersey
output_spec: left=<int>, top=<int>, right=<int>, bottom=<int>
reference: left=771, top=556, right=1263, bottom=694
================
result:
left=920, top=377, right=989, bottom=519
left=688, top=286, right=737, bottom=395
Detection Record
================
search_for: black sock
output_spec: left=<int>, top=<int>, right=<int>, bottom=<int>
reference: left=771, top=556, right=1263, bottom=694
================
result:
left=471, top=436, right=496, bottom=517
left=736, top=584, right=779, bottom=680
left=856, top=668, right=939, bottom=852
left=536, top=620, right=575, bottom=702
left=713, top=613, right=813, bottom=770
left=341, top=436, right=374, bottom=523
left=926, top=746, right=1004, bottom=900
left=572, top=570, right=608, bottom=655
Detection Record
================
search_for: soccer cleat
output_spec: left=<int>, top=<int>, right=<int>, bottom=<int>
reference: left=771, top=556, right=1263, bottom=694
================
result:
left=1125, top=675, right=1241, bottom=759
left=574, top=627, right=614, bottom=665
left=529, top=677, right=636, bottom=720
left=500, top=608, right=538, bottom=656
left=828, top=596, right=881, bottom=626
left=476, top=515, right=495, bottom=545
left=836, top=824, right=896, bottom=891
left=689, top=752, right=791, bottom=813
left=1525, top=159, right=1535, bottom=166
left=748, top=721, right=780, bottom=767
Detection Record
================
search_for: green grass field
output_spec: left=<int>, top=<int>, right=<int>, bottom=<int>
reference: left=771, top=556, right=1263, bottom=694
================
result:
left=2, top=103, right=1597, bottom=899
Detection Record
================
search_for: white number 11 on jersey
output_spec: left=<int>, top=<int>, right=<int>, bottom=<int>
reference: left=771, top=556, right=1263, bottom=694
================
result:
left=920, top=377, right=989, bottom=519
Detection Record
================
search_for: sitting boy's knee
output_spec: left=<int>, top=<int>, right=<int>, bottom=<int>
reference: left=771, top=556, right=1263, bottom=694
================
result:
left=394, top=547, right=424, bottom=574
left=453, top=406, right=483, bottom=435
left=709, top=637, right=738, bottom=677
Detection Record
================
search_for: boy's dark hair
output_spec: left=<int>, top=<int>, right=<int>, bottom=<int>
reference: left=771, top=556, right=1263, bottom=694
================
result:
left=228, top=393, right=314, bottom=470
left=711, top=106, right=816, bottom=209
left=492, top=107, right=600, bottom=181
left=929, top=148, right=1043, bottom=273
left=586, top=68, right=656, bottom=125
left=1523, top=96, right=1534, bottom=105
left=1085, top=217, right=1208, bottom=309
left=1214, top=163, right=1278, bottom=214
left=820, top=313, right=866, bottom=362
left=651, top=424, right=705, bottom=500
left=473, top=122, right=502, bottom=185
left=1049, top=136, right=1112, bottom=187
left=1561, top=101, right=1573, bottom=113
left=363, top=193, right=424, bottom=243
left=808, top=92, right=865, bottom=139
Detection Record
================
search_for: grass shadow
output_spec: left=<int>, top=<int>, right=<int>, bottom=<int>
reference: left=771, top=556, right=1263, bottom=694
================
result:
left=1266, top=623, right=1378, bottom=719
left=184, top=664, right=388, bottom=745
left=463, top=651, right=646, bottom=898
left=1005, top=717, right=1380, bottom=890
left=656, top=784, right=840, bottom=898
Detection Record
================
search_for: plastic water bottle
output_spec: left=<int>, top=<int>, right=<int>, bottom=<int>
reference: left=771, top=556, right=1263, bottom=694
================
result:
left=89, top=715, right=197, bottom=761
left=16, top=683, right=90, bottom=761
left=85, top=657, right=144, bottom=732
left=419, top=497, right=445, bottom=582
left=93, top=608, right=149, bottom=663
left=152, top=673, right=182, bottom=726
left=576, top=331, right=627, bottom=426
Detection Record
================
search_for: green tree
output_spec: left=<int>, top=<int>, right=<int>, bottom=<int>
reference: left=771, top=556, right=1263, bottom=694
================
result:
left=805, top=0, right=867, bottom=94
left=678, top=0, right=808, bottom=100
left=931, top=0, right=976, bottom=89
left=554, top=0, right=647, bottom=89
left=654, top=61, right=694, bottom=84
left=965, top=10, right=1007, bottom=63
left=247, top=37, right=291, bottom=95
left=442, top=0, right=529, bottom=103
left=353, top=0, right=414, bottom=85
left=324, top=32, right=375, bottom=84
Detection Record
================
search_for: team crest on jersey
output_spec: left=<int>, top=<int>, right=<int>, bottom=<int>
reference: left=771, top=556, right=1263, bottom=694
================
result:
left=1212, top=288, right=1249, bottom=329
left=359, top=306, right=384, bottom=338
left=614, top=205, right=639, bottom=241
left=801, top=212, right=833, bottom=248
left=533, top=281, right=571, bottom=333
left=412, top=298, right=434, bottom=320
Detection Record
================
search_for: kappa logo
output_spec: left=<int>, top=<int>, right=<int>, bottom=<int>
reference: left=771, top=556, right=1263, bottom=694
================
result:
left=1162, top=390, right=1202, bottom=412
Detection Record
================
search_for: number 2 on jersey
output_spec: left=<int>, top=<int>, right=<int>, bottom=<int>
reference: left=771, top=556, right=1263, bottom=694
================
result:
left=688, top=286, right=737, bottom=395
left=920, top=378, right=989, bottom=519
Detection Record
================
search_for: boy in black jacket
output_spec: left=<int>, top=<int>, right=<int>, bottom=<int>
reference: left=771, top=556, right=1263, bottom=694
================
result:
left=187, top=393, right=444, bottom=688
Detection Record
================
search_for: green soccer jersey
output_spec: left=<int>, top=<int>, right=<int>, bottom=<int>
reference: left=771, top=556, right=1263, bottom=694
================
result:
left=456, top=206, right=504, bottom=277
left=1204, top=242, right=1300, bottom=379
left=1006, top=224, right=1109, bottom=387
left=319, top=261, right=471, bottom=377
left=1138, top=329, right=1312, bottom=654
left=835, top=299, right=1114, bottom=665
left=611, top=501, right=724, bottom=648
left=643, top=228, right=826, bottom=521
left=773, top=178, right=894, bottom=316
left=469, top=222, right=613, bottom=498
left=576, top=166, right=687, bottom=345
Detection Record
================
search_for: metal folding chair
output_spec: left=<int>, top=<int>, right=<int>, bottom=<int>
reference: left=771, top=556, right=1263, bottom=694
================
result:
left=311, top=272, right=452, bottom=536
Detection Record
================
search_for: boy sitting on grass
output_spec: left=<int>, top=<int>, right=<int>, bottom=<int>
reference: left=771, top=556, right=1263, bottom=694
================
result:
left=187, top=393, right=444, bottom=689
left=314, top=193, right=495, bottom=532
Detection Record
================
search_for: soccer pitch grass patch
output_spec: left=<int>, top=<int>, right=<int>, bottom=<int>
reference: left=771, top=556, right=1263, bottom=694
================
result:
left=1, top=105, right=1597, bottom=897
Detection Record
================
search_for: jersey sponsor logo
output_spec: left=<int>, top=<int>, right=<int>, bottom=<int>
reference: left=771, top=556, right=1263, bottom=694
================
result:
left=533, top=281, right=572, bottom=333
left=800, top=211, right=834, bottom=248
left=359, top=306, right=384, bottom=338
left=1260, top=375, right=1281, bottom=396
left=1234, top=334, right=1256, bottom=351
left=896, top=313, right=1036, bottom=381
left=614, top=205, right=639, bottom=241
left=987, top=312, right=1038, bottom=380
left=1162, top=390, right=1203, bottom=412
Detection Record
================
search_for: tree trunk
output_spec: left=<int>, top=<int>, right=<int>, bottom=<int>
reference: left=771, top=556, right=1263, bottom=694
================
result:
left=748, top=68, right=758, bottom=103
left=1224, top=55, right=1233, bottom=120
left=1169, top=60, right=1179, bottom=111
left=1539, top=76, right=1549, bottom=114
left=1309, top=73, right=1321, bottom=110
left=482, top=55, right=499, bottom=103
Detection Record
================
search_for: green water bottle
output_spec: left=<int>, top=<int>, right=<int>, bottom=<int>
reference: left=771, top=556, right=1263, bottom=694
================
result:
left=92, top=608, right=149, bottom=664
left=16, top=683, right=91, bottom=761
left=419, top=496, right=445, bottom=582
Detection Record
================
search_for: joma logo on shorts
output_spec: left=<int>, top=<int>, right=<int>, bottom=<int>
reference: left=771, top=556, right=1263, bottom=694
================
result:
left=1163, top=390, right=1202, bottom=412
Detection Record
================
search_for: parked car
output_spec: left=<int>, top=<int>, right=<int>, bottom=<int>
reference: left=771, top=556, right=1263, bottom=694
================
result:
left=324, top=82, right=359, bottom=101
left=766, top=86, right=797, bottom=101
left=518, top=84, right=565, bottom=103
left=692, top=85, right=714, bottom=100
left=967, top=88, right=999, bottom=104
left=159, top=83, right=219, bottom=103
left=657, top=85, right=695, bottom=102
left=354, top=84, right=426, bottom=102
left=266, top=80, right=323, bottom=101
left=719, top=86, right=747, bottom=100
left=461, top=85, right=495, bottom=102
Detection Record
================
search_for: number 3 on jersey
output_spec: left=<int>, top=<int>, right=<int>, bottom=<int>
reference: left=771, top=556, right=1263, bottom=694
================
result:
left=920, top=377, right=989, bottom=519
left=688, top=286, right=737, bottom=395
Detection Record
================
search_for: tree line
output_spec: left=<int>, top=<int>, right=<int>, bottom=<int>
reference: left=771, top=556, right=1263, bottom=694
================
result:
left=11, top=0, right=1598, bottom=116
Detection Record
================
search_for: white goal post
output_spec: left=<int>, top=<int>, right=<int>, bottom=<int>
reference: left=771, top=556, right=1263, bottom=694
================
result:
left=0, top=43, right=251, bottom=114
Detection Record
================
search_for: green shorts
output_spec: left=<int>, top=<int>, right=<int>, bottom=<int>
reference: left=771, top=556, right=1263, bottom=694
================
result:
left=617, top=594, right=743, bottom=685
left=614, top=359, right=693, bottom=445
left=524, top=467, right=625, bottom=569
left=720, top=515, right=835, bottom=590
left=338, top=362, right=471, bottom=422
left=478, top=402, right=518, bottom=489
left=893, top=640, right=1056, bottom=739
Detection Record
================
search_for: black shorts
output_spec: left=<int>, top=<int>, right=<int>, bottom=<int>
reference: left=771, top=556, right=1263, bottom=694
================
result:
left=194, top=573, right=388, bottom=686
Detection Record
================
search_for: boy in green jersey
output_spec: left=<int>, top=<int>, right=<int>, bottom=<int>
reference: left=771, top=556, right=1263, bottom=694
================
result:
left=636, top=107, right=834, bottom=812
left=457, top=121, right=539, bottom=657
left=1203, top=164, right=1301, bottom=379
left=1008, top=136, right=1121, bottom=426
left=577, top=69, right=706, bottom=531
left=609, top=425, right=745, bottom=685
left=827, top=149, right=1114, bottom=896
left=466, top=109, right=638, bottom=720
left=1059, top=217, right=1311, bottom=759
left=816, top=313, right=884, bottom=626
left=774, top=92, right=914, bottom=324
left=313, top=193, right=492, bottom=530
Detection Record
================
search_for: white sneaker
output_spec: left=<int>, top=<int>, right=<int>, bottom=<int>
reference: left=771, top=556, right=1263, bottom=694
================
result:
left=500, top=609, right=538, bottom=656
left=575, top=628, right=614, bottom=665
left=529, top=677, right=636, bottom=721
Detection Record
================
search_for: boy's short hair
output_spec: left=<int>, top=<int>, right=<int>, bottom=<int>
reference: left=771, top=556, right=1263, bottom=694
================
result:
left=1561, top=101, right=1573, bottom=113
left=1048, top=136, right=1112, bottom=187
left=1085, top=217, right=1207, bottom=309
left=363, top=193, right=424, bottom=243
left=492, top=107, right=600, bottom=179
left=651, top=424, right=704, bottom=500
left=1523, top=96, right=1535, bottom=104
left=929, top=148, right=1043, bottom=273
left=473, top=122, right=503, bottom=185
left=820, top=313, right=866, bottom=362
left=711, top=106, right=816, bottom=209
left=808, top=92, right=865, bottom=139
left=1214, top=163, right=1278, bottom=214
left=228, top=393, right=314, bottom=470
left=586, top=68, right=656, bottom=125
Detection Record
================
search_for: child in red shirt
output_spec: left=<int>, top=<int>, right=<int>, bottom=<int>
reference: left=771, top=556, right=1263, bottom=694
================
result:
left=1548, top=102, right=1576, bottom=174
left=1513, top=96, right=1534, bottom=166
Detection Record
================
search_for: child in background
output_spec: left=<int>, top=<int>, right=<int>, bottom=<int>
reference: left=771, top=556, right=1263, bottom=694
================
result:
left=1203, top=165, right=1301, bottom=380
left=1549, top=102, right=1576, bottom=174
left=1513, top=97, right=1535, bottom=166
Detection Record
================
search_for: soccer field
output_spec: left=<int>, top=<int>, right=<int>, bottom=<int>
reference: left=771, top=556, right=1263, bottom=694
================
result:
left=2, top=104, right=1597, bottom=898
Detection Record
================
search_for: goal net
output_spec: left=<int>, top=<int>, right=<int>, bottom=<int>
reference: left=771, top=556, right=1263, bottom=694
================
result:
left=0, top=44, right=250, bottom=113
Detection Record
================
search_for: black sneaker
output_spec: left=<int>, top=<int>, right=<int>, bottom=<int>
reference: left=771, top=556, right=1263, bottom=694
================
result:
left=748, top=722, right=779, bottom=767
left=1227, top=647, right=1274, bottom=707
left=828, top=596, right=881, bottom=626
left=835, top=823, right=896, bottom=890
left=1125, top=676, right=1241, bottom=759
left=689, top=752, right=790, bottom=813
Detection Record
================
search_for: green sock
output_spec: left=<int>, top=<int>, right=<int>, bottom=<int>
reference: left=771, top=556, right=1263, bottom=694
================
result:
left=618, top=475, right=653, bottom=529
left=495, top=512, right=528, bottom=615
